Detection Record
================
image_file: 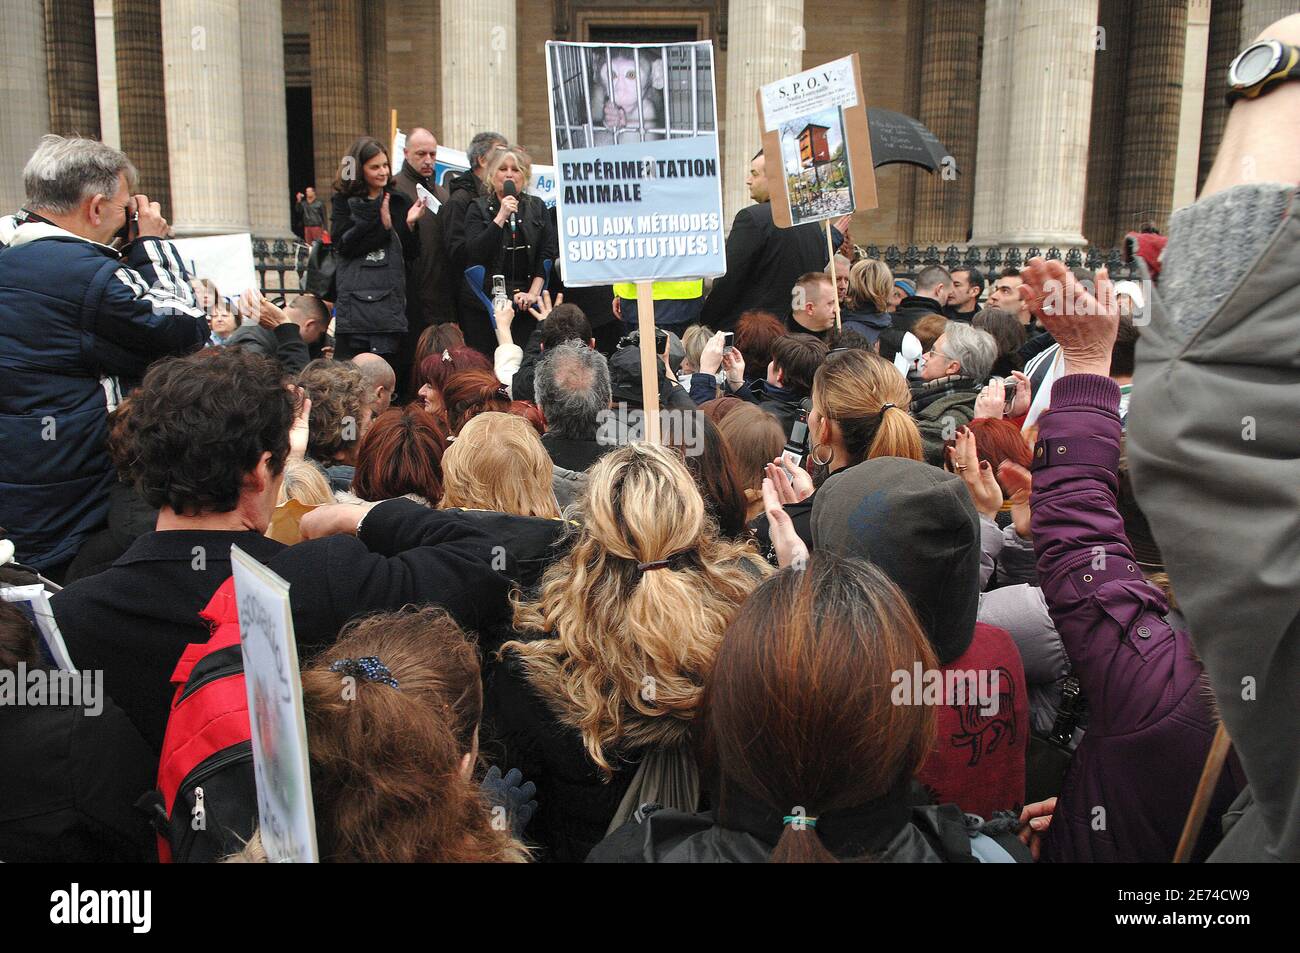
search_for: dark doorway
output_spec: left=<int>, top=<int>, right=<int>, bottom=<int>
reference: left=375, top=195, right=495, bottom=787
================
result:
left=586, top=25, right=699, bottom=44
left=285, top=86, right=315, bottom=195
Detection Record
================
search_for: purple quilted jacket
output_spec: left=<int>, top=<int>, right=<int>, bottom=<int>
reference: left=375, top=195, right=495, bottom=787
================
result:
left=1030, top=374, right=1243, bottom=862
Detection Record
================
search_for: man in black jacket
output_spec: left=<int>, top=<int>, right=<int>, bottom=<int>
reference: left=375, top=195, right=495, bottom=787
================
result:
left=700, top=151, right=844, bottom=331
left=391, top=127, right=455, bottom=396
left=51, top=348, right=513, bottom=752
left=892, top=264, right=952, bottom=332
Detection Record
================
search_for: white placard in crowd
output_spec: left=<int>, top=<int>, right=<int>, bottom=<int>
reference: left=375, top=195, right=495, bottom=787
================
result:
left=230, top=545, right=318, bottom=863
left=171, top=233, right=259, bottom=297
left=0, top=584, right=76, bottom=673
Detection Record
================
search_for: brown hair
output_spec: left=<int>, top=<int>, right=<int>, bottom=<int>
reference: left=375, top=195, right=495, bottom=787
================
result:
left=302, top=607, right=527, bottom=862
left=811, top=349, right=923, bottom=464
left=298, top=360, right=371, bottom=465
left=846, top=258, right=892, bottom=312
left=973, top=307, right=1027, bottom=374
left=441, top=369, right=510, bottom=436
left=411, top=323, right=467, bottom=394
left=0, top=600, right=41, bottom=671
left=664, top=412, right=751, bottom=539
left=910, top=313, right=948, bottom=353
left=770, top=333, right=828, bottom=393
left=734, top=310, right=786, bottom=375
left=703, top=553, right=938, bottom=862
left=352, top=404, right=448, bottom=503
left=438, top=412, right=561, bottom=518
left=716, top=403, right=786, bottom=496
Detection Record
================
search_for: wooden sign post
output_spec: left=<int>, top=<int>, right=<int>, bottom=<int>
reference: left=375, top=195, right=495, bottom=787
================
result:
left=826, top=221, right=841, bottom=331
left=635, top=281, right=662, bottom=445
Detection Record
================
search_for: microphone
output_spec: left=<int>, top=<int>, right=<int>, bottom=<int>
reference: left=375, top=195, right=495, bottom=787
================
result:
left=502, top=180, right=518, bottom=234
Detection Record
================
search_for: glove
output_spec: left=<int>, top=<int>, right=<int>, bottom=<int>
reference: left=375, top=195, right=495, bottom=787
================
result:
left=480, top=765, right=538, bottom=839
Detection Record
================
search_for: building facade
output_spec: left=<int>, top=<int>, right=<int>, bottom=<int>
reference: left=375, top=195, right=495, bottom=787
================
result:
left=3, top=0, right=1293, bottom=248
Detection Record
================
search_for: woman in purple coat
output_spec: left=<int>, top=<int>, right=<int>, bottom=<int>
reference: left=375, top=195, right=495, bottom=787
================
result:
left=1018, top=259, right=1243, bottom=862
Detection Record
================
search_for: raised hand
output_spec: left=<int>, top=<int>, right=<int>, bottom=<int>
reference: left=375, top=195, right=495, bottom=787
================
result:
left=949, top=426, right=1002, bottom=518
left=405, top=196, right=428, bottom=227
left=998, top=460, right=1033, bottom=540
left=1018, top=258, right=1118, bottom=377
left=762, top=477, right=809, bottom=570
left=974, top=376, right=1006, bottom=420
left=379, top=193, right=393, bottom=230
left=528, top=290, right=563, bottom=321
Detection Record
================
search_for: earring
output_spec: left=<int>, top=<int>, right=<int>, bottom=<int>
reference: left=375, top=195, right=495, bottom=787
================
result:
left=810, top=444, right=833, bottom=467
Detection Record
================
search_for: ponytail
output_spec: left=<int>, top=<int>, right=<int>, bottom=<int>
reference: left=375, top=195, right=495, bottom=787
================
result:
left=769, top=821, right=839, bottom=864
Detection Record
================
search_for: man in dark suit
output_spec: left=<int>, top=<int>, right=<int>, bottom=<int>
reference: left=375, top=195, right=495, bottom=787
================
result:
left=700, top=151, right=844, bottom=331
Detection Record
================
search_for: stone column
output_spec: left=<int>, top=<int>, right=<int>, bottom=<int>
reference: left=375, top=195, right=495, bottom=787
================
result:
left=161, top=0, right=251, bottom=235
left=116, top=0, right=172, bottom=218
left=720, top=0, right=804, bottom=228
left=1172, top=0, right=1211, bottom=210
left=911, top=0, right=985, bottom=244
left=46, top=0, right=101, bottom=138
left=974, top=0, right=1099, bottom=247
left=363, top=0, right=390, bottom=147
left=968, top=0, right=1014, bottom=246
left=310, top=0, right=367, bottom=212
left=1082, top=0, right=1130, bottom=246
left=94, top=0, right=120, bottom=149
left=439, top=0, right=517, bottom=151
left=1114, top=1, right=1188, bottom=235
left=894, top=0, right=927, bottom=244
left=0, top=0, right=48, bottom=213
left=241, top=0, right=293, bottom=238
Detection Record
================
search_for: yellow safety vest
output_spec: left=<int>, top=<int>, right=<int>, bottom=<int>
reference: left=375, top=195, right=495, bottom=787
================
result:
left=613, top=279, right=703, bottom=300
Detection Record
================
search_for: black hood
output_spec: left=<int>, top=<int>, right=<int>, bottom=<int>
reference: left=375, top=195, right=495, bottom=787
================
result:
left=810, top=456, right=979, bottom=664
left=448, top=168, right=483, bottom=197
left=438, top=509, right=566, bottom=591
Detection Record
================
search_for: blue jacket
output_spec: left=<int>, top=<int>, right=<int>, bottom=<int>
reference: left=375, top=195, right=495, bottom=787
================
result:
left=0, top=222, right=209, bottom=569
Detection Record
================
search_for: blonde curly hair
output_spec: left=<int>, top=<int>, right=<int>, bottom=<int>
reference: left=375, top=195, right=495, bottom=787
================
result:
left=502, top=442, right=770, bottom=774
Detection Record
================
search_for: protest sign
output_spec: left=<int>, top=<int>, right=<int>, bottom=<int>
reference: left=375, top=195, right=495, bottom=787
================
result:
left=0, top=584, right=75, bottom=673
left=230, top=545, right=318, bottom=863
left=546, top=41, right=726, bottom=288
left=758, top=54, right=878, bottom=229
left=171, top=233, right=258, bottom=297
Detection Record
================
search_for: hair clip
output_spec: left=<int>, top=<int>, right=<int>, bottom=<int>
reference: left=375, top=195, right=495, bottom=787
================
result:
left=495, top=384, right=510, bottom=400
left=329, top=656, right=399, bottom=689
left=441, top=349, right=452, bottom=362
left=636, top=559, right=671, bottom=571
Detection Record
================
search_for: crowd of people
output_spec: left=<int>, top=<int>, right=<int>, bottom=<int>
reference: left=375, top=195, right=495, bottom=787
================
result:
left=0, top=14, right=1297, bottom=866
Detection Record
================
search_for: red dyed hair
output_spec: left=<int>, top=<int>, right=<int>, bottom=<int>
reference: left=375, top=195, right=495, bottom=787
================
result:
left=945, top=417, right=1032, bottom=474
left=352, top=405, right=448, bottom=503
left=419, top=346, right=492, bottom=394
left=442, top=369, right=511, bottom=435
left=509, top=400, right=547, bottom=435
left=734, top=310, right=786, bottom=375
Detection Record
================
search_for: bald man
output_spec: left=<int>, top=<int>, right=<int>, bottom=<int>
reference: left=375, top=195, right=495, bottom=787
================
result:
left=351, top=352, right=396, bottom=415
left=392, top=126, right=455, bottom=398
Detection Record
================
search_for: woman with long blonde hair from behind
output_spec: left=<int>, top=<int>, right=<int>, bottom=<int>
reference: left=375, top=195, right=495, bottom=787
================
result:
left=488, top=442, right=769, bottom=862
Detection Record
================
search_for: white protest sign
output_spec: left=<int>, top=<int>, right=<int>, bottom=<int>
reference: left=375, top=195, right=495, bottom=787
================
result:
left=546, top=40, right=726, bottom=286
left=230, top=545, right=318, bottom=863
left=415, top=182, right=442, bottom=214
left=0, top=584, right=75, bottom=673
left=170, top=233, right=259, bottom=296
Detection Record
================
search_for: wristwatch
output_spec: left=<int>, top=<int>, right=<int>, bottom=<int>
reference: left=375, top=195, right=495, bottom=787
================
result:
left=1226, top=39, right=1300, bottom=103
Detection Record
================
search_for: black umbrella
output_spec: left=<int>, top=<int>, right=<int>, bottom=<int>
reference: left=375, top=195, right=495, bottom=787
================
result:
left=866, top=107, right=957, bottom=174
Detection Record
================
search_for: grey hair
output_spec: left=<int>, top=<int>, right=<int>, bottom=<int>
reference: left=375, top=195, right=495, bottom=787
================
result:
left=23, top=135, right=137, bottom=214
left=941, top=322, right=998, bottom=383
left=468, top=131, right=507, bottom=168
left=535, top=344, right=611, bottom=440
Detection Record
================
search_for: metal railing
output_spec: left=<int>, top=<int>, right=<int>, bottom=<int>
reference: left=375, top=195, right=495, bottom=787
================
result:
left=253, top=239, right=1143, bottom=300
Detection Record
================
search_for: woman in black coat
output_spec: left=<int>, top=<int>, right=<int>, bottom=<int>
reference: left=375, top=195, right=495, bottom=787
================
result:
left=330, top=136, right=427, bottom=362
left=462, top=147, right=558, bottom=355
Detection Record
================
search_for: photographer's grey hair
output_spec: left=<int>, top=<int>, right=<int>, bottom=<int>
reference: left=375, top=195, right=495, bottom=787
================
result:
left=535, top=343, right=612, bottom=440
left=24, top=135, right=137, bottom=214
left=942, top=322, right=998, bottom=383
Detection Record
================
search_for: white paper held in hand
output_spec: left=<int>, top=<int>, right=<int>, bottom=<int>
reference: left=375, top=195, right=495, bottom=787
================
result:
left=416, top=183, right=442, bottom=214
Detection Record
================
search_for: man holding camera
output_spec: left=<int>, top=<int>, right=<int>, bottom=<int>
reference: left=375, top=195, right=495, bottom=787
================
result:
left=0, top=135, right=209, bottom=580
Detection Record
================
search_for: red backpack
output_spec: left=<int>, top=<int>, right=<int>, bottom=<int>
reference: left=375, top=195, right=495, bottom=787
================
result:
left=151, top=577, right=258, bottom=862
